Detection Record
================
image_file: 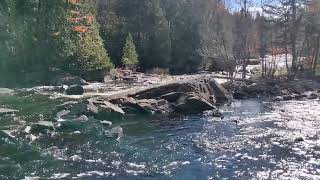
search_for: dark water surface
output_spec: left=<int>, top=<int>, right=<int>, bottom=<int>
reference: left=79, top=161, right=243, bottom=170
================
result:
left=1, top=92, right=320, bottom=179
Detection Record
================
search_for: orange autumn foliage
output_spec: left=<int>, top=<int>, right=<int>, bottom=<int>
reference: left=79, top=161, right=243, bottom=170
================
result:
left=72, top=26, right=87, bottom=33
left=68, top=0, right=80, bottom=5
left=84, top=15, right=94, bottom=24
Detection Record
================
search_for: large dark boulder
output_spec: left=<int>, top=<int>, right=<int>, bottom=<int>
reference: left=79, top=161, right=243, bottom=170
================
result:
left=126, top=77, right=230, bottom=115
left=173, top=93, right=218, bottom=114
left=66, top=85, right=84, bottom=95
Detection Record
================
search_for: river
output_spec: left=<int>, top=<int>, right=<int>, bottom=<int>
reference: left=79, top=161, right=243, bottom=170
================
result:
left=0, top=92, right=320, bottom=179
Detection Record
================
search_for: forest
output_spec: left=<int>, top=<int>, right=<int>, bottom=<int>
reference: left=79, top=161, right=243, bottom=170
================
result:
left=0, top=0, right=319, bottom=83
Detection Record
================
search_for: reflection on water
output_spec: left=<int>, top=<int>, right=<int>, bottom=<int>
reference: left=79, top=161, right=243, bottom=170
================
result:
left=1, top=93, right=320, bottom=179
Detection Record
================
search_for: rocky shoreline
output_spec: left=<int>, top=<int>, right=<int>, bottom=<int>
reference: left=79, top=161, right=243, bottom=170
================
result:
left=223, top=78, right=320, bottom=101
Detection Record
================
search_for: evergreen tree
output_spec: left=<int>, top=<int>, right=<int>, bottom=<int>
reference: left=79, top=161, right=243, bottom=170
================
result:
left=121, top=33, right=139, bottom=69
left=98, top=0, right=171, bottom=70
left=67, top=0, right=114, bottom=73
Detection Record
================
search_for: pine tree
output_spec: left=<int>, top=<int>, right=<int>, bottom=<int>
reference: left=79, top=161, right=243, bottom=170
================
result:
left=121, top=33, right=139, bottom=70
left=67, top=0, right=114, bottom=73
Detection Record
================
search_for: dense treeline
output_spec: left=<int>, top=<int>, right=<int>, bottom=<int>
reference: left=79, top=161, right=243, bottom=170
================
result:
left=97, top=0, right=236, bottom=73
left=0, top=0, right=319, bottom=85
left=0, top=0, right=113, bottom=84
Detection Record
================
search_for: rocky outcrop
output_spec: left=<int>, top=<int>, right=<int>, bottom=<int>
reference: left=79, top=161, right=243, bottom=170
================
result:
left=120, top=77, right=231, bottom=115
left=132, top=78, right=231, bottom=104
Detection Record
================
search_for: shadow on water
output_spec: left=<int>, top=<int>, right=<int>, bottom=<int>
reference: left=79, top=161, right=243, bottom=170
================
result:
left=1, top=93, right=320, bottom=179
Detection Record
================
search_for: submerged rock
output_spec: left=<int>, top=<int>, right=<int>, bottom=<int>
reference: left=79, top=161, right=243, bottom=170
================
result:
left=56, top=110, right=71, bottom=119
left=74, top=115, right=89, bottom=122
left=105, top=126, right=124, bottom=143
left=31, top=121, right=54, bottom=133
left=100, top=120, right=112, bottom=126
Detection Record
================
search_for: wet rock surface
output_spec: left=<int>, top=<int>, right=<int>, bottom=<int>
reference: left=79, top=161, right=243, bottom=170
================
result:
left=55, top=99, right=125, bottom=119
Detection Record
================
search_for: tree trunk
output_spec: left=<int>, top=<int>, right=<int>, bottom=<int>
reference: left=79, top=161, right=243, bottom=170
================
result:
left=313, top=36, right=320, bottom=77
left=290, top=0, right=297, bottom=77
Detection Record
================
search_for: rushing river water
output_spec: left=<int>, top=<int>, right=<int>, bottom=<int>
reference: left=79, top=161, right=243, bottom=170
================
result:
left=0, top=92, right=320, bottom=179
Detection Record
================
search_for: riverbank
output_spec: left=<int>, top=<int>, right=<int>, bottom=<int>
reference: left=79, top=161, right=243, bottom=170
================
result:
left=223, top=78, right=320, bottom=101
